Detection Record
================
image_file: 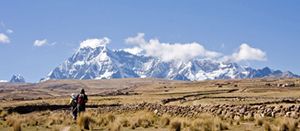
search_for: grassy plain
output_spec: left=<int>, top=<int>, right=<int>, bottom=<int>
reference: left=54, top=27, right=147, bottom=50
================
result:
left=1, top=78, right=300, bottom=130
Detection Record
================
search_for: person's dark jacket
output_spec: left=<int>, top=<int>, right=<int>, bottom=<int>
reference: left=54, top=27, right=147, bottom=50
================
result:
left=77, top=93, right=88, bottom=112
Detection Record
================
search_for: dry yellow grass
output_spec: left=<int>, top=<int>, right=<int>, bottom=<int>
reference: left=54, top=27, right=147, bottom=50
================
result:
left=2, top=109, right=300, bottom=131
left=1, top=78, right=300, bottom=130
left=12, top=120, right=21, bottom=131
left=160, top=115, right=170, bottom=127
left=170, top=120, right=181, bottom=131
left=263, top=122, right=272, bottom=131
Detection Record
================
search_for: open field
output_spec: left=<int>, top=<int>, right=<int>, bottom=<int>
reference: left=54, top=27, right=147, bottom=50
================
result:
left=1, top=78, right=300, bottom=130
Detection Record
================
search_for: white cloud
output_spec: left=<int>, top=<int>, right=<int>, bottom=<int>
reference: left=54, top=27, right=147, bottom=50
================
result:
left=125, top=33, right=221, bottom=62
left=6, top=29, right=13, bottom=34
left=33, top=39, right=48, bottom=47
left=0, top=33, right=10, bottom=44
left=125, top=33, right=147, bottom=45
left=80, top=37, right=110, bottom=49
left=228, top=43, right=267, bottom=62
left=123, top=47, right=143, bottom=55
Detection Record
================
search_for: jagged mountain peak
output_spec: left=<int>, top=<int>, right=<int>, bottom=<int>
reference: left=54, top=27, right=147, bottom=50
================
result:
left=10, top=74, right=26, bottom=83
left=43, top=44, right=299, bottom=81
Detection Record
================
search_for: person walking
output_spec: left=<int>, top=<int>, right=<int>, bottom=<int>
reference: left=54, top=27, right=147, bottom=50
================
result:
left=77, top=88, right=88, bottom=114
left=69, top=93, right=78, bottom=120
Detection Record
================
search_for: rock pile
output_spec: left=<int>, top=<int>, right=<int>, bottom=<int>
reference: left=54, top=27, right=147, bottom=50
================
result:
left=6, top=102, right=300, bottom=120
left=96, top=103, right=300, bottom=119
left=265, top=82, right=296, bottom=87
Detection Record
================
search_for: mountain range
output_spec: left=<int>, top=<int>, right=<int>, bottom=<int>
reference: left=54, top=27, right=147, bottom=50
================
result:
left=42, top=43, right=299, bottom=81
left=0, top=74, right=26, bottom=83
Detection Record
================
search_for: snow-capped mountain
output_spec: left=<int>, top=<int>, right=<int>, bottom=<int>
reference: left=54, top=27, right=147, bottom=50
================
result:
left=42, top=43, right=299, bottom=81
left=10, top=74, right=26, bottom=83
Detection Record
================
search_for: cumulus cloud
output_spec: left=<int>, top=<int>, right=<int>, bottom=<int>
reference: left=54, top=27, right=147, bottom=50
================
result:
left=125, top=33, right=147, bottom=45
left=0, top=33, right=10, bottom=44
left=125, top=33, right=221, bottom=62
left=33, top=39, right=48, bottom=47
left=80, top=37, right=110, bottom=49
left=227, top=43, right=267, bottom=62
left=123, top=47, right=143, bottom=55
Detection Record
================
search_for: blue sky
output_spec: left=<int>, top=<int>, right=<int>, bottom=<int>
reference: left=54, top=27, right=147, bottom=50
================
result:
left=0, top=1, right=299, bottom=82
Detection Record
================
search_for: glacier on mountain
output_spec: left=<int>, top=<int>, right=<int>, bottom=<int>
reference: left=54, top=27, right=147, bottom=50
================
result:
left=42, top=41, right=299, bottom=81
